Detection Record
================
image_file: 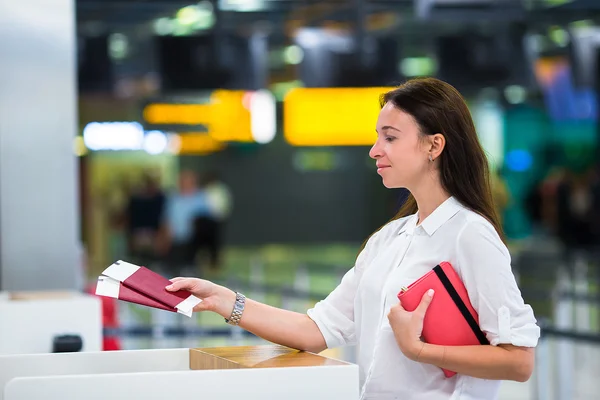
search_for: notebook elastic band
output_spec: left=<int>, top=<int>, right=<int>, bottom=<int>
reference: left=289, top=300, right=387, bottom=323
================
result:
left=433, top=265, right=489, bottom=345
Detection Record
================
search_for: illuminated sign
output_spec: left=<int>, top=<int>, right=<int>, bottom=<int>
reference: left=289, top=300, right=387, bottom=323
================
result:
left=283, top=87, right=393, bottom=146
left=82, top=122, right=168, bottom=154
left=169, top=133, right=227, bottom=155
left=142, top=90, right=276, bottom=144
left=143, top=103, right=211, bottom=125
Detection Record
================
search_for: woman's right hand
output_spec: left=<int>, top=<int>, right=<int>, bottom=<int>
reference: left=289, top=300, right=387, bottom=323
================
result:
left=165, top=277, right=235, bottom=316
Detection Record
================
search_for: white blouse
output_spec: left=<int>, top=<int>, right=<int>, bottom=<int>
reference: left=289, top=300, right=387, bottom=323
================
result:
left=307, top=196, right=540, bottom=400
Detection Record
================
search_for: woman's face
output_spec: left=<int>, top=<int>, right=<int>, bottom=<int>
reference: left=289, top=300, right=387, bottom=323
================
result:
left=369, top=103, right=431, bottom=190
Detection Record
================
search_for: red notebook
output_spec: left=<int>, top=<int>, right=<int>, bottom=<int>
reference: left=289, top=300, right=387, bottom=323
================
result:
left=95, top=260, right=202, bottom=317
left=397, top=261, right=489, bottom=378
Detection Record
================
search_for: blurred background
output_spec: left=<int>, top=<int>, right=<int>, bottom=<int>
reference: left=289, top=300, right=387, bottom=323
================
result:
left=2, top=0, right=600, bottom=399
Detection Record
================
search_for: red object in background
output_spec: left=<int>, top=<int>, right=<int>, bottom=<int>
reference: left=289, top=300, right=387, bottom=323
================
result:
left=86, top=284, right=121, bottom=351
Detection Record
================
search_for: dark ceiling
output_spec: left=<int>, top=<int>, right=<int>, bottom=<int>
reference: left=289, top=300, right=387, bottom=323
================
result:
left=74, top=0, right=600, bottom=56
left=73, top=0, right=600, bottom=95
left=75, top=0, right=600, bottom=29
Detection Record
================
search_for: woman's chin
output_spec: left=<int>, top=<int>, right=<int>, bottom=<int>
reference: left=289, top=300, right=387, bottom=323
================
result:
left=381, top=178, right=401, bottom=189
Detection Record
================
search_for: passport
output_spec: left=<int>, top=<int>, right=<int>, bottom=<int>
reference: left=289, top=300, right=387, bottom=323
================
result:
left=95, top=260, right=201, bottom=317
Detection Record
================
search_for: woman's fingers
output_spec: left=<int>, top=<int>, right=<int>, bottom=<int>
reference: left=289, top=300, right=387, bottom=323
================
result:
left=165, top=278, right=196, bottom=292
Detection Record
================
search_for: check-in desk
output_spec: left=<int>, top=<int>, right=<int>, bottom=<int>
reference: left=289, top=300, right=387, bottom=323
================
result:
left=0, top=291, right=102, bottom=355
left=0, top=345, right=359, bottom=399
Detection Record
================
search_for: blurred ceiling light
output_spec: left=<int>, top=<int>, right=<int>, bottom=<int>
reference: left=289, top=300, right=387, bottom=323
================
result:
left=176, top=5, right=202, bottom=26
left=549, top=26, right=569, bottom=47
left=173, top=23, right=193, bottom=36
left=154, top=17, right=175, bottom=36
left=83, top=122, right=168, bottom=154
left=143, top=130, right=169, bottom=155
left=83, top=122, right=145, bottom=151
left=295, top=28, right=322, bottom=49
left=108, top=33, right=129, bottom=60
left=471, top=99, right=504, bottom=171
left=504, top=85, right=527, bottom=105
left=399, top=57, right=437, bottom=77
left=219, top=0, right=264, bottom=12
left=171, top=3, right=215, bottom=36
left=283, top=45, right=304, bottom=65
left=198, top=1, right=214, bottom=12
left=167, top=134, right=182, bottom=154
left=250, top=90, right=277, bottom=144
left=194, top=2, right=216, bottom=30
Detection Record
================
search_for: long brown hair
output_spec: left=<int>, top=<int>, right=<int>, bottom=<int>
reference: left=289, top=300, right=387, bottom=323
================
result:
left=361, top=77, right=504, bottom=252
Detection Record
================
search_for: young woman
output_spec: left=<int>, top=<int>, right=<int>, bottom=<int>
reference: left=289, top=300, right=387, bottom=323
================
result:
left=166, top=77, right=540, bottom=399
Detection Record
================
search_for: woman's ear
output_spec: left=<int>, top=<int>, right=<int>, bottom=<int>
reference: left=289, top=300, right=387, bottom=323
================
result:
left=429, top=134, right=446, bottom=161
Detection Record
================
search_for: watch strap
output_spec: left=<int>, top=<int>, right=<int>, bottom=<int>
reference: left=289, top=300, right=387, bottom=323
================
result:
left=225, top=291, right=246, bottom=326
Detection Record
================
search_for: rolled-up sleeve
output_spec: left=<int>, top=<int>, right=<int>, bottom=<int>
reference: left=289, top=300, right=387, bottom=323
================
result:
left=456, top=220, right=540, bottom=347
left=307, top=231, right=379, bottom=349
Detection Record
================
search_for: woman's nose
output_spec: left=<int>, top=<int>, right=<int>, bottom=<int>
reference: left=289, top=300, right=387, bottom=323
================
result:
left=369, top=141, right=382, bottom=159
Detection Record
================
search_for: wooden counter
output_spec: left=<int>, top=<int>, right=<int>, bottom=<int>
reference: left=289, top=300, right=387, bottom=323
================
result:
left=190, top=344, right=349, bottom=370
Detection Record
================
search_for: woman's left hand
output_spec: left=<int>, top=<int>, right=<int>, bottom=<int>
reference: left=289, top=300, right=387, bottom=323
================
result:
left=387, top=289, right=434, bottom=361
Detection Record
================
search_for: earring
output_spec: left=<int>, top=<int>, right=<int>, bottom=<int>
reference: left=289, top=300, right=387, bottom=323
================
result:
left=428, top=154, right=433, bottom=162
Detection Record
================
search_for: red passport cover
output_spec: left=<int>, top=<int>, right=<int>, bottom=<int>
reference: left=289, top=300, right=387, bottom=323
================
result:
left=97, top=276, right=177, bottom=312
left=118, top=264, right=190, bottom=309
left=397, top=261, right=489, bottom=378
left=95, top=260, right=201, bottom=317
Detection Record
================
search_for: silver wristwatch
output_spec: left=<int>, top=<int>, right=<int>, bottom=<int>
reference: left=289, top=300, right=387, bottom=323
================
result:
left=225, top=291, right=246, bottom=326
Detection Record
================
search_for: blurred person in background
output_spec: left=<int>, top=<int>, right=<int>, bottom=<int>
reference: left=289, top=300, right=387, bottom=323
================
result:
left=588, top=163, right=600, bottom=249
left=125, top=171, right=166, bottom=267
left=525, top=166, right=566, bottom=235
left=191, top=171, right=233, bottom=274
left=106, top=176, right=133, bottom=262
left=555, top=168, right=595, bottom=251
left=203, top=170, right=233, bottom=224
left=158, top=170, right=211, bottom=275
left=165, top=78, right=539, bottom=399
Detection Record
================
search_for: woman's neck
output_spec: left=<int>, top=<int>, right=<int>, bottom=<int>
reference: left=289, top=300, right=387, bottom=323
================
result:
left=411, top=177, right=450, bottom=225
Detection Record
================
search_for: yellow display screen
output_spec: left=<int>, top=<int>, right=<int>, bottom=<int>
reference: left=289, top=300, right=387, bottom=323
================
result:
left=283, top=87, right=393, bottom=146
